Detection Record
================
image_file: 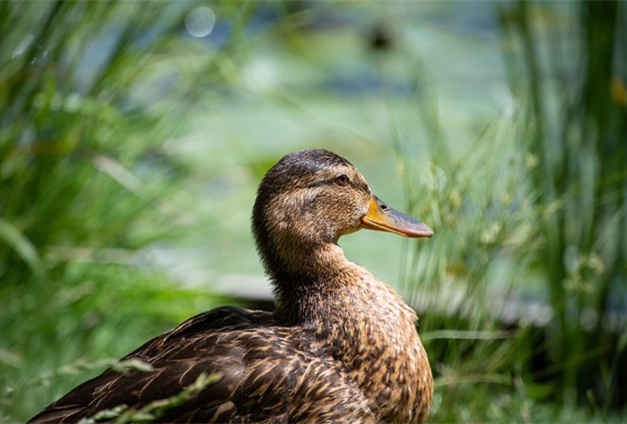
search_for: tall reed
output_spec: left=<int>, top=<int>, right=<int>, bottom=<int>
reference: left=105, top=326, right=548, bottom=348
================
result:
left=500, top=0, right=626, bottom=411
left=0, top=2, right=247, bottom=420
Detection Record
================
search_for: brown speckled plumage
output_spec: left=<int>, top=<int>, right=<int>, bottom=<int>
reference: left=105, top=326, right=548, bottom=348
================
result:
left=29, top=150, right=434, bottom=424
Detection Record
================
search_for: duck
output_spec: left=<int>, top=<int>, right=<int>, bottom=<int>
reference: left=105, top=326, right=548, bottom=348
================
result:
left=28, top=149, right=434, bottom=424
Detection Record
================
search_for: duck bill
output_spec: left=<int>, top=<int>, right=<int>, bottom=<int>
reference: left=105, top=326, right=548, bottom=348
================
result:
left=360, top=196, right=434, bottom=238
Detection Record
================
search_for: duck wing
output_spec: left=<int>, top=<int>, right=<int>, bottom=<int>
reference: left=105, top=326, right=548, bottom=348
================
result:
left=28, top=306, right=375, bottom=423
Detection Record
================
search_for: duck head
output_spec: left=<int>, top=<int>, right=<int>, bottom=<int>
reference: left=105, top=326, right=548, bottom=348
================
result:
left=252, top=149, right=433, bottom=282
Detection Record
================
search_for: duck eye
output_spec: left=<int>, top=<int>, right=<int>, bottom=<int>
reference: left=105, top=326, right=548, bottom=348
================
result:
left=335, top=175, right=349, bottom=186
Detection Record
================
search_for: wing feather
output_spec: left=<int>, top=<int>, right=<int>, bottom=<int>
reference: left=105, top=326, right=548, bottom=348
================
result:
left=28, top=307, right=375, bottom=423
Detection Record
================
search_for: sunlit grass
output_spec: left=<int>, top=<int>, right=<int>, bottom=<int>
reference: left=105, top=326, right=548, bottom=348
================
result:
left=388, top=1, right=626, bottom=421
left=0, top=2, right=229, bottom=421
left=499, top=0, right=627, bottom=413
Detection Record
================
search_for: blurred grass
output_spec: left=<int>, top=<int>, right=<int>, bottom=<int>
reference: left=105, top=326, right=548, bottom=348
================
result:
left=1, top=1, right=626, bottom=423
left=386, top=1, right=626, bottom=422
left=0, top=1, right=233, bottom=420
left=392, top=71, right=542, bottom=422
left=500, top=0, right=627, bottom=413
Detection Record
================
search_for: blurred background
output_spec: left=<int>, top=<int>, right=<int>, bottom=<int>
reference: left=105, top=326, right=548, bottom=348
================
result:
left=1, top=1, right=625, bottom=422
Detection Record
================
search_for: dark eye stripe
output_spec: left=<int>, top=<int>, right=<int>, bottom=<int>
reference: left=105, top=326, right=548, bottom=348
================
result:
left=308, top=176, right=351, bottom=188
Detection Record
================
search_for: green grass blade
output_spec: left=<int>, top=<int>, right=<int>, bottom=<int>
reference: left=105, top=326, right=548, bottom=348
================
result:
left=0, top=217, right=46, bottom=283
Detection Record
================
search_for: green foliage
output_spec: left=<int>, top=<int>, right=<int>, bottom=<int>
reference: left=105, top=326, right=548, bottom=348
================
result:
left=0, top=2, right=191, bottom=287
left=395, top=94, right=542, bottom=422
left=500, top=0, right=627, bottom=412
left=391, top=1, right=626, bottom=421
left=0, top=1, right=235, bottom=421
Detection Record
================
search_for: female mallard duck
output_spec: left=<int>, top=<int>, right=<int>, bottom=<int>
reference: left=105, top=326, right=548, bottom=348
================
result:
left=29, top=149, right=434, bottom=423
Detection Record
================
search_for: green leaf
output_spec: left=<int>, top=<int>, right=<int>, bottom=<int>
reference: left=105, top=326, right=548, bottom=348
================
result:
left=0, top=216, right=46, bottom=282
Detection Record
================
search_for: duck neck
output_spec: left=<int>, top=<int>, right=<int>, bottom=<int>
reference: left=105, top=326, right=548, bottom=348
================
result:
left=268, top=242, right=353, bottom=323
